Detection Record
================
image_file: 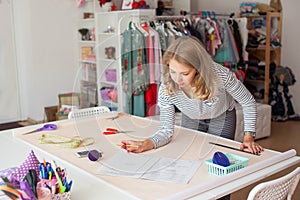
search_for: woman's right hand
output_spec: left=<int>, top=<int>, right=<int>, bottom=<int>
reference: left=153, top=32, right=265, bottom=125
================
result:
left=121, top=139, right=154, bottom=153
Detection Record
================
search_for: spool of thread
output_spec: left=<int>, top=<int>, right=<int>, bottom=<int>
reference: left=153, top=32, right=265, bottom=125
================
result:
left=88, top=150, right=102, bottom=161
left=212, top=151, right=230, bottom=167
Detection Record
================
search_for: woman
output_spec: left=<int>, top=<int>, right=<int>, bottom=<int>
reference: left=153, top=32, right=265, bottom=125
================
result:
left=121, top=36, right=263, bottom=155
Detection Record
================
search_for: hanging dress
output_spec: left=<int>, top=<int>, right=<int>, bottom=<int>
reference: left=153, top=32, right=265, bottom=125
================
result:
left=121, top=26, right=133, bottom=114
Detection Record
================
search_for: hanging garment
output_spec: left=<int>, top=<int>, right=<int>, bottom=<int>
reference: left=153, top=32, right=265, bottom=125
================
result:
left=194, top=18, right=214, bottom=46
left=213, top=19, right=239, bottom=63
left=228, top=19, right=244, bottom=66
left=148, top=26, right=162, bottom=83
left=142, top=23, right=154, bottom=83
left=234, top=17, right=249, bottom=63
left=180, top=18, right=202, bottom=41
left=206, top=18, right=222, bottom=56
left=122, top=23, right=148, bottom=117
left=131, top=25, right=148, bottom=117
left=121, top=28, right=133, bottom=114
left=156, top=23, right=168, bottom=52
left=145, top=83, right=158, bottom=116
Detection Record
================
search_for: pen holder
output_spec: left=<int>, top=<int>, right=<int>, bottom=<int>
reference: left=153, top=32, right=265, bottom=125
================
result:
left=52, top=191, right=71, bottom=200
left=37, top=178, right=71, bottom=200
left=37, top=189, right=71, bottom=200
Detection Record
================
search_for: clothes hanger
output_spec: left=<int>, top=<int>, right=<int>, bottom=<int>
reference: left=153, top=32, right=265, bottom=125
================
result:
left=134, top=22, right=149, bottom=37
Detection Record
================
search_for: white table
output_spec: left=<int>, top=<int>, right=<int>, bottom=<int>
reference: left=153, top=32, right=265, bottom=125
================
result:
left=1, top=115, right=299, bottom=200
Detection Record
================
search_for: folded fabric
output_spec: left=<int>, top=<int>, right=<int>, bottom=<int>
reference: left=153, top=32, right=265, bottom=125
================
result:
left=0, top=167, right=18, bottom=185
left=14, top=150, right=40, bottom=182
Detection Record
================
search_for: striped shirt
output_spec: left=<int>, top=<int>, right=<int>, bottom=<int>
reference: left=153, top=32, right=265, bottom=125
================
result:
left=150, top=62, right=257, bottom=148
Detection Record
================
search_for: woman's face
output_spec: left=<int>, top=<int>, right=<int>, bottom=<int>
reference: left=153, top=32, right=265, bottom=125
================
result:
left=169, top=58, right=197, bottom=89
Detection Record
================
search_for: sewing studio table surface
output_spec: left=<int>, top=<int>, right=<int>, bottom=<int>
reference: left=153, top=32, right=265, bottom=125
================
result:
left=1, top=113, right=299, bottom=200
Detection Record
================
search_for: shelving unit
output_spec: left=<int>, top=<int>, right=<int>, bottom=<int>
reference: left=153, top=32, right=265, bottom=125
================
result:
left=77, top=1, right=98, bottom=108
left=245, top=11, right=282, bottom=104
left=75, top=1, right=190, bottom=111
left=95, top=9, right=155, bottom=112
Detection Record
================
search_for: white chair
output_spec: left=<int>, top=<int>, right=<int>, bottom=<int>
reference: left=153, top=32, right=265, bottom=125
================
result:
left=68, top=106, right=110, bottom=120
left=247, top=167, right=300, bottom=200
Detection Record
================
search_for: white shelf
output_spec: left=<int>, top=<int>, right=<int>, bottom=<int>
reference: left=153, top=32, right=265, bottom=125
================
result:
left=100, top=100, right=118, bottom=108
left=80, top=18, right=95, bottom=22
left=100, top=80, right=118, bottom=86
left=79, top=60, right=97, bottom=64
left=79, top=40, right=95, bottom=45
left=98, top=58, right=116, bottom=62
left=98, top=32, right=115, bottom=36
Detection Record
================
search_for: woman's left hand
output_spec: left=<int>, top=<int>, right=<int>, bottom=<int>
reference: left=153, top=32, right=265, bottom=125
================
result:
left=240, top=135, right=264, bottom=155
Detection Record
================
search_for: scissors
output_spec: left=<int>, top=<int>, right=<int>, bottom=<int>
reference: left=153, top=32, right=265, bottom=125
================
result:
left=103, top=128, right=133, bottom=135
left=22, top=124, right=57, bottom=135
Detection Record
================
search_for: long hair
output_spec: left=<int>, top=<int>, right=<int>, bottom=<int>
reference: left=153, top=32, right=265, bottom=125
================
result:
left=162, top=36, right=218, bottom=100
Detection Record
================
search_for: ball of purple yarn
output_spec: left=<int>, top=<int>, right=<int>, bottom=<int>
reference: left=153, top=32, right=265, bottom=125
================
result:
left=88, top=150, right=102, bottom=161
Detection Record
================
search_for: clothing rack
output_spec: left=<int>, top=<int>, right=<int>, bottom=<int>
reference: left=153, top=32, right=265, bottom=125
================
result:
left=126, top=11, right=234, bottom=23
left=154, top=15, right=186, bottom=21
left=180, top=10, right=235, bottom=18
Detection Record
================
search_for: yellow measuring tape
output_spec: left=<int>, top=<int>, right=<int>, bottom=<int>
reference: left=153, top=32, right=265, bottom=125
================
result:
left=38, top=134, right=94, bottom=149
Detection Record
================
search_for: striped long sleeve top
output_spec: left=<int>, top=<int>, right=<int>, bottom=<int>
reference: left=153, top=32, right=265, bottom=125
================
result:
left=149, top=62, right=257, bottom=148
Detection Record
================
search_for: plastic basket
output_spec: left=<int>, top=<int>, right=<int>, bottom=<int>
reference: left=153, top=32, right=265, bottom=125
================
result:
left=57, top=93, right=80, bottom=120
left=205, top=153, right=249, bottom=176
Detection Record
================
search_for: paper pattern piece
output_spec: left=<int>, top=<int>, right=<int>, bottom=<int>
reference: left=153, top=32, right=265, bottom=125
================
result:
left=97, top=150, right=201, bottom=184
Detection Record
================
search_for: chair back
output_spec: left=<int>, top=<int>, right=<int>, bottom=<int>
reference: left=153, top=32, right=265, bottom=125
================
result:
left=247, top=167, right=300, bottom=200
left=68, top=106, right=110, bottom=120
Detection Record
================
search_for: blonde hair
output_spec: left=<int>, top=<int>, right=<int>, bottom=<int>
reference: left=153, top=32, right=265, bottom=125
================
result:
left=162, top=36, right=218, bottom=100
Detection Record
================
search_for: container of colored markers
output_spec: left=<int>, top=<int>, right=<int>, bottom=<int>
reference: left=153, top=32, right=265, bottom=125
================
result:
left=205, top=152, right=249, bottom=176
left=37, top=160, right=72, bottom=200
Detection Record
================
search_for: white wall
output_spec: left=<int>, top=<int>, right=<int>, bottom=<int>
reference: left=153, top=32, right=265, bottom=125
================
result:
left=281, top=0, right=300, bottom=114
left=2, top=0, right=300, bottom=122
left=12, top=0, right=82, bottom=121
left=194, top=0, right=300, bottom=114
left=0, top=0, right=20, bottom=123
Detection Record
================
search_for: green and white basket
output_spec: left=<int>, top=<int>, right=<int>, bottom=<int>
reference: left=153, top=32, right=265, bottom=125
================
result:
left=205, top=153, right=249, bottom=176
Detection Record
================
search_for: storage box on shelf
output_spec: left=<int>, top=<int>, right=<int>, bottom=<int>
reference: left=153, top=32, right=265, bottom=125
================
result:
left=56, top=93, right=80, bottom=120
left=80, top=81, right=98, bottom=108
left=244, top=11, right=282, bottom=104
left=95, top=9, right=155, bottom=112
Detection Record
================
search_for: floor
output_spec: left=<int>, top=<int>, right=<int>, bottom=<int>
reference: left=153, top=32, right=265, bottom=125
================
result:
left=0, top=120, right=299, bottom=199
left=0, top=121, right=23, bottom=131
left=231, top=121, right=300, bottom=200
